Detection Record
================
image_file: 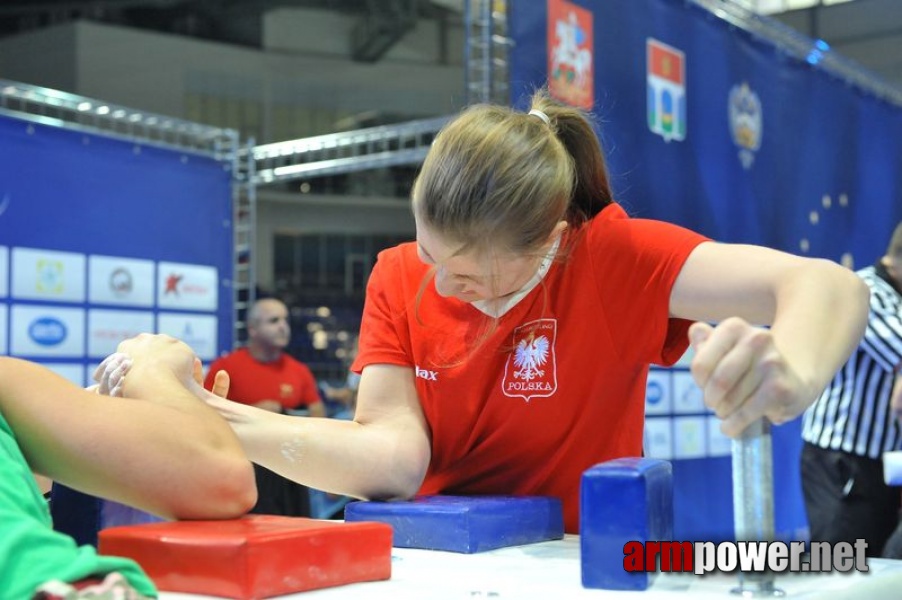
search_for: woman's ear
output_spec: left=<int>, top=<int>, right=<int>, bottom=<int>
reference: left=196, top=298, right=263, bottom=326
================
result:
left=549, top=220, right=568, bottom=242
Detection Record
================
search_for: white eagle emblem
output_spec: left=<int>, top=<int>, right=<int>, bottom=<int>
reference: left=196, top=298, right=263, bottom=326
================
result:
left=513, top=335, right=550, bottom=381
left=503, top=318, right=558, bottom=402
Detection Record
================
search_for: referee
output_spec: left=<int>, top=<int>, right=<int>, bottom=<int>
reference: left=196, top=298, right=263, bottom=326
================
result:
left=801, top=221, right=902, bottom=557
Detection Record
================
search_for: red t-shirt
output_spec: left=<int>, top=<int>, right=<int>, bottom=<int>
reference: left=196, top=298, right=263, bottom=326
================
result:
left=204, top=347, right=320, bottom=411
left=352, top=204, right=708, bottom=532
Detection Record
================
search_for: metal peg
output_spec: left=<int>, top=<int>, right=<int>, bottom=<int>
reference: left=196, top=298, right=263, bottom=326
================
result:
left=731, top=418, right=784, bottom=597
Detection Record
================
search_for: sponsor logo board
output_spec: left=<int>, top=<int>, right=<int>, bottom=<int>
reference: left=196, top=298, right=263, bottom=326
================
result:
left=12, top=247, right=86, bottom=303
left=157, top=262, right=218, bottom=311
left=157, top=312, right=218, bottom=360
left=88, top=255, right=155, bottom=307
left=11, top=304, right=85, bottom=357
left=88, top=309, right=155, bottom=358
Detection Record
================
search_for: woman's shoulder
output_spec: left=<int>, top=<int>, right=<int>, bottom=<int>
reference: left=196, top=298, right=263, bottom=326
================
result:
left=580, top=203, right=646, bottom=250
left=373, top=241, right=427, bottom=278
left=376, top=241, right=417, bottom=263
left=583, top=203, right=707, bottom=250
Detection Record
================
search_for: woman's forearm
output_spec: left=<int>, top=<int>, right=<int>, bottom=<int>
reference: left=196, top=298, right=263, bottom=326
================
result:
left=769, top=258, right=869, bottom=402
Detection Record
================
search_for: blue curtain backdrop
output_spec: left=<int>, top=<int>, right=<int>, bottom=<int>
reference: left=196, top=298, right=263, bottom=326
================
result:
left=0, top=113, right=234, bottom=370
left=510, top=0, right=902, bottom=542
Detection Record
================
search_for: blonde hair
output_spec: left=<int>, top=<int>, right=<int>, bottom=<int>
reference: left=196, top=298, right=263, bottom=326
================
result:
left=409, top=90, right=616, bottom=364
left=412, top=88, right=614, bottom=257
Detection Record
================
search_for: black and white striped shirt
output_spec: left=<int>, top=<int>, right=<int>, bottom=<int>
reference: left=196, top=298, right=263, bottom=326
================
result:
left=802, top=263, right=902, bottom=459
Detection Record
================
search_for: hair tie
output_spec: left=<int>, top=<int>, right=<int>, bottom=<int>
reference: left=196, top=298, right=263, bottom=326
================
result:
left=528, top=109, right=551, bottom=126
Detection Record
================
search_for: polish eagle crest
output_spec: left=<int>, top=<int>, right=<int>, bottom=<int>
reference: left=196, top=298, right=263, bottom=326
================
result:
left=513, top=335, right=550, bottom=381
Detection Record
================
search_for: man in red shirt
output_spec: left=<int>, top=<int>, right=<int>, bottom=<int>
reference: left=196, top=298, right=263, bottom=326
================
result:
left=204, top=297, right=325, bottom=516
left=205, top=298, right=325, bottom=417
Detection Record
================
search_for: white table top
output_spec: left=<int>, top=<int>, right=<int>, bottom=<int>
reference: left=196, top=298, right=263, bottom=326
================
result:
left=160, top=535, right=902, bottom=599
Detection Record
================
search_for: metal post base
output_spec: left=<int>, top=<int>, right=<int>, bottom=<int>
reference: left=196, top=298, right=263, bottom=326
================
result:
left=730, top=579, right=785, bottom=597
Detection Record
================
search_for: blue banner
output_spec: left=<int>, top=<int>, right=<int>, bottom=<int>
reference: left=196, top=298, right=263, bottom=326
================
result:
left=510, top=0, right=902, bottom=542
left=0, top=113, right=234, bottom=381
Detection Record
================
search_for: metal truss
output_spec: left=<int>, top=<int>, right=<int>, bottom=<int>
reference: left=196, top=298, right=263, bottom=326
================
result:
left=249, top=116, right=451, bottom=186
left=0, top=79, right=239, bottom=159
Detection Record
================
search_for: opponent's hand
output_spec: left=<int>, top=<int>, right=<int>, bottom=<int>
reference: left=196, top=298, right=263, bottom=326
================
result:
left=115, top=333, right=197, bottom=388
left=92, top=352, right=133, bottom=397
left=689, top=318, right=814, bottom=437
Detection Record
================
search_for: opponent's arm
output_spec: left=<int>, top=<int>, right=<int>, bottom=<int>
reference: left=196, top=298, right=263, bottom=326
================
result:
left=1, top=335, right=256, bottom=520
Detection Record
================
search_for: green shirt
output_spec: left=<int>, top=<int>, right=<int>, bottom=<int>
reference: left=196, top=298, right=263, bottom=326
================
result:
left=0, top=409, right=157, bottom=598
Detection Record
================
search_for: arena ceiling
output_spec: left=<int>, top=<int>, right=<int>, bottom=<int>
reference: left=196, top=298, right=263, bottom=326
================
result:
left=0, top=1, right=466, bottom=61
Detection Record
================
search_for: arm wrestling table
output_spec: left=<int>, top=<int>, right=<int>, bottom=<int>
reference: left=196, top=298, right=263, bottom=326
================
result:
left=158, top=534, right=902, bottom=600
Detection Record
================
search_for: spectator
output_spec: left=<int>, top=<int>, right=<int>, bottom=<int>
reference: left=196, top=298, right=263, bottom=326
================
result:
left=205, top=297, right=325, bottom=417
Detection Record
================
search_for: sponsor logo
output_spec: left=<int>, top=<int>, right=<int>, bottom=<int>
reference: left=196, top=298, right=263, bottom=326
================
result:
left=647, top=38, right=686, bottom=142
left=29, top=317, right=67, bottom=346
left=89, top=256, right=154, bottom=306
left=729, top=82, right=763, bottom=169
left=92, top=328, right=137, bottom=341
left=165, top=273, right=183, bottom=295
left=36, top=259, right=64, bottom=294
left=503, top=319, right=558, bottom=402
left=177, top=321, right=207, bottom=354
left=109, top=267, right=133, bottom=297
left=157, top=263, right=217, bottom=311
left=646, top=380, right=663, bottom=406
left=415, top=365, right=438, bottom=381
left=163, top=273, right=210, bottom=297
left=157, top=313, right=217, bottom=360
